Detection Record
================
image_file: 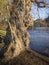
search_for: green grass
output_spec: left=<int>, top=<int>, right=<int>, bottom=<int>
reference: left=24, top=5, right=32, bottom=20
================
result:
left=0, top=30, right=6, bottom=36
left=0, top=29, right=6, bottom=49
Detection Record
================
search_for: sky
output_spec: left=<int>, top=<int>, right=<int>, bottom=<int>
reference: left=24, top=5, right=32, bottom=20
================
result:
left=30, top=0, right=49, bottom=20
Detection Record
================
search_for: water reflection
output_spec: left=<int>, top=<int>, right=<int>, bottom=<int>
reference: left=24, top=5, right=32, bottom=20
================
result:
left=29, top=27, right=49, bottom=57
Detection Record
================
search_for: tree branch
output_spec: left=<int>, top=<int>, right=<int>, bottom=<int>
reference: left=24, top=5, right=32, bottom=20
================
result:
left=32, top=0, right=49, bottom=8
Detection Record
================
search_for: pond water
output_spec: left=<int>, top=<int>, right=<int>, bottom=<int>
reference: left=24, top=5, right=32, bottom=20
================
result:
left=29, top=27, right=49, bottom=57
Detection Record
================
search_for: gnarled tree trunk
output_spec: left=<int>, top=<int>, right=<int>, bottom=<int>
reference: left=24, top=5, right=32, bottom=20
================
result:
left=0, top=0, right=34, bottom=60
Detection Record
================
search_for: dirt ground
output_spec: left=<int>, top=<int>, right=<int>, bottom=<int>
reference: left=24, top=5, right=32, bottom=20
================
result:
left=0, top=49, right=49, bottom=65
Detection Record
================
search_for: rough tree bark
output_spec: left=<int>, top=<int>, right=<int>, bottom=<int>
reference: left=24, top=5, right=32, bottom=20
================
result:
left=0, top=0, right=34, bottom=60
